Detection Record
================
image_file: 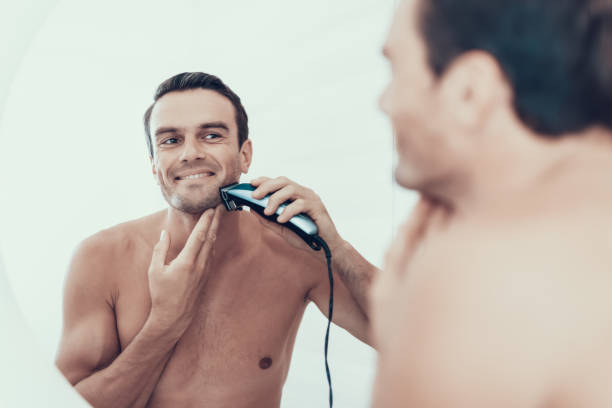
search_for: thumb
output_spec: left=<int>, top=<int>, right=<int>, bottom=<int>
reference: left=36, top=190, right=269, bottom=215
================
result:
left=151, top=229, right=170, bottom=269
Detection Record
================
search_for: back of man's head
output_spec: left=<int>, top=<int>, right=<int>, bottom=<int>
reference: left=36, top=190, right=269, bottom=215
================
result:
left=143, top=72, right=249, bottom=157
left=418, top=0, right=612, bottom=136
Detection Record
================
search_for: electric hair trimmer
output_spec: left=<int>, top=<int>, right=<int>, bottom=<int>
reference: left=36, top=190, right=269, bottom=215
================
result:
left=219, top=183, right=322, bottom=250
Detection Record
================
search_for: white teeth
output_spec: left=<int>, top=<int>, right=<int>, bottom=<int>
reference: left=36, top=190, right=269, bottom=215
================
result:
left=183, top=172, right=212, bottom=180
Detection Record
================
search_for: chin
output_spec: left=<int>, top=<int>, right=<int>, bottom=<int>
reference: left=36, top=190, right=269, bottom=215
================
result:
left=394, top=162, right=421, bottom=191
left=167, top=192, right=222, bottom=214
left=394, top=163, right=441, bottom=196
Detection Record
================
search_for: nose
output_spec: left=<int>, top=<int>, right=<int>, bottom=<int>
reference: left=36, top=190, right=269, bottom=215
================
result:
left=179, top=135, right=205, bottom=162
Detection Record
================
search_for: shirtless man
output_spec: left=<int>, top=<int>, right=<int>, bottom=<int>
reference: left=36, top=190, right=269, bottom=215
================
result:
left=55, top=72, right=375, bottom=408
left=371, top=0, right=612, bottom=407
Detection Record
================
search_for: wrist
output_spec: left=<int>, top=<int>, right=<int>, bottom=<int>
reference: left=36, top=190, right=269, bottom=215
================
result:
left=315, top=235, right=349, bottom=265
left=329, top=237, right=349, bottom=256
left=145, top=310, right=188, bottom=343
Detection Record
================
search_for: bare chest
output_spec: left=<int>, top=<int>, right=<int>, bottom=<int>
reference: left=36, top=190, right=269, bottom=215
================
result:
left=114, top=250, right=314, bottom=405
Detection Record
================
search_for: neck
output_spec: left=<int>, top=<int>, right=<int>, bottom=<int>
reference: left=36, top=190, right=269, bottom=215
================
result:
left=427, top=127, right=612, bottom=222
left=162, top=205, right=246, bottom=261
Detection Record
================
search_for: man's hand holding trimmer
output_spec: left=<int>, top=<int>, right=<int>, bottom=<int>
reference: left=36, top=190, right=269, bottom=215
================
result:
left=250, top=176, right=379, bottom=343
left=250, top=176, right=345, bottom=257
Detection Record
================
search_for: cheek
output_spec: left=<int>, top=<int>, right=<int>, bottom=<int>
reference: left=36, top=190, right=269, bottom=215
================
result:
left=388, top=78, right=420, bottom=125
left=153, top=155, right=175, bottom=180
left=216, top=150, right=242, bottom=175
left=389, top=97, right=420, bottom=152
left=392, top=81, right=443, bottom=145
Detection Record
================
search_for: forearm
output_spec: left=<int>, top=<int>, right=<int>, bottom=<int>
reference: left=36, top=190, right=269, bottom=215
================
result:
left=329, top=240, right=379, bottom=319
left=75, top=317, right=181, bottom=408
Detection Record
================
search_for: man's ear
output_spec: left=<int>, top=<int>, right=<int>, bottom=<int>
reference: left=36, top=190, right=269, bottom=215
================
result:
left=239, top=139, right=253, bottom=174
left=437, top=50, right=508, bottom=130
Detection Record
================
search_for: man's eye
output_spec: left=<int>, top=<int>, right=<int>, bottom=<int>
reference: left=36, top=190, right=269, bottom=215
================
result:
left=204, top=133, right=220, bottom=140
left=162, top=137, right=179, bottom=145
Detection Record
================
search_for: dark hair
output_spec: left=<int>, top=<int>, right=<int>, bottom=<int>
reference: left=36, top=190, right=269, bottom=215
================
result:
left=143, top=72, right=249, bottom=157
left=418, top=0, right=612, bottom=135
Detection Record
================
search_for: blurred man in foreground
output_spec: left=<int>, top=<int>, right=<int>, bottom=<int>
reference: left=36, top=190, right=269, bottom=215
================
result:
left=372, top=0, right=612, bottom=406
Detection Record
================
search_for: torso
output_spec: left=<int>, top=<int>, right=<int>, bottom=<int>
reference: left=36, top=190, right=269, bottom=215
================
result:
left=106, top=210, right=322, bottom=408
left=375, top=205, right=612, bottom=408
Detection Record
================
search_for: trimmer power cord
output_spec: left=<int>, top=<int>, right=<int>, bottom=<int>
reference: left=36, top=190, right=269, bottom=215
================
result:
left=313, top=235, right=334, bottom=408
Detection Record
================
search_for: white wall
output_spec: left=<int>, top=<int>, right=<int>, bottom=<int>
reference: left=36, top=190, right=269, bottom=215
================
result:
left=0, top=0, right=417, bottom=407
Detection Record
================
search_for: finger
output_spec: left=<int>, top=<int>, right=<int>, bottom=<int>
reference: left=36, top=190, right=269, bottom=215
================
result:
left=401, top=197, right=437, bottom=253
left=150, top=230, right=171, bottom=269
left=195, top=206, right=222, bottom=270
left=384, top=201, right=423, bottom=271
left=387, top=196, right=437, bottom=277
left=178, top=208, right=215, bottom=265
left=264, top=185, right=299, bottom=216
left=385, top=222, right=418, bottom=277
left=249, top=176, right=270, bottom=188
left=383, top=244, right=404, bottom=277
left=251, top=176, right=291, bottom=199
left=276, top=198, right=306, bottom=223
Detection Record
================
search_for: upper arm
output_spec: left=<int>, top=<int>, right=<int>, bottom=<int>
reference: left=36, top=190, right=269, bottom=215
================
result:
left=55, top=234, right=121, bottom=385
left=370, top=258, right=561, bottom=408
left=308, top=262, right=370, bottom=345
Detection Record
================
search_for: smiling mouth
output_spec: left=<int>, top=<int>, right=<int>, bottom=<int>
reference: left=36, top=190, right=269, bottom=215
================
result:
left=175, top=172, right=215, bottom=181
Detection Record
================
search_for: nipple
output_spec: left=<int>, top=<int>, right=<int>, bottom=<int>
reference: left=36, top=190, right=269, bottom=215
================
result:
left=259, top=357, right=273, bottom=370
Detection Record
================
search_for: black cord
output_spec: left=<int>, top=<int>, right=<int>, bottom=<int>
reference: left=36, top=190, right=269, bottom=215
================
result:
left=314, top=235, right=334, bottom=408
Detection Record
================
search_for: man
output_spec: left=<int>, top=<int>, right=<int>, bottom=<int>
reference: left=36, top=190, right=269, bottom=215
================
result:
left=55, top=72, right=376, bottom=408
left=371, top=0, right=612, bottom=407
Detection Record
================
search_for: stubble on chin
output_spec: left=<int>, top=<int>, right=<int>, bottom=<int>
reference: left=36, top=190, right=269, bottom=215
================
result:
left=165, top=185, right=223, bottom=214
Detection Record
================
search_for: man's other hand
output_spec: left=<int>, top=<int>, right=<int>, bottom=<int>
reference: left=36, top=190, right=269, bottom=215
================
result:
left=147, top=206, right=222, bottom=336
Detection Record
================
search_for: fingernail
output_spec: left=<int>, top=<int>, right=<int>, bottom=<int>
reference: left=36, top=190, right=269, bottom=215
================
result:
left=160, top=230, right=166, bottom=240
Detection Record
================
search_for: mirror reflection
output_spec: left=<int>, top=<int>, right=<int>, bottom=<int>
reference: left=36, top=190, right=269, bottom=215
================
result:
left=0, top=0, right=396, bottom=407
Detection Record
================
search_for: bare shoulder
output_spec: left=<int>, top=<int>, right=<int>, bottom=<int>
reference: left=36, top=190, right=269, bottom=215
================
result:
left=68, top=211, right=165, bottom=287
left=376, top=221, right=612, bottom=406
left=243, top=210, right=318, bottom=261
left=242, top=210, right=322, bottom=287
left=431, top=223, right=612, bottom=354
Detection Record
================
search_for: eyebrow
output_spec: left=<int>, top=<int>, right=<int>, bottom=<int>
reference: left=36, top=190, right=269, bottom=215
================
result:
left=198, top=121, right=229, bottom=132
left=154, top=121, right=230, bottom=138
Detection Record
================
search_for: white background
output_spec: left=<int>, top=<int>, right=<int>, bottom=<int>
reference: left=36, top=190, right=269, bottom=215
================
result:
left=0, top=0, right=417, bottom=407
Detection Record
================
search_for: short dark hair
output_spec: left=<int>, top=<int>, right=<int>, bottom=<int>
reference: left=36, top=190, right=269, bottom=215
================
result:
left=143, top=72, right=249, bottom=157
left=418, top=0, right=612, bottom=135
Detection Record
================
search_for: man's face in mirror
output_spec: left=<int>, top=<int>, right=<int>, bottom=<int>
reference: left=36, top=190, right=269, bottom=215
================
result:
left=380, top=0, right=442, bottom=191
left=149, top=89, right=252, bottom=214
left=380, top=0, right=480, bottom=194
